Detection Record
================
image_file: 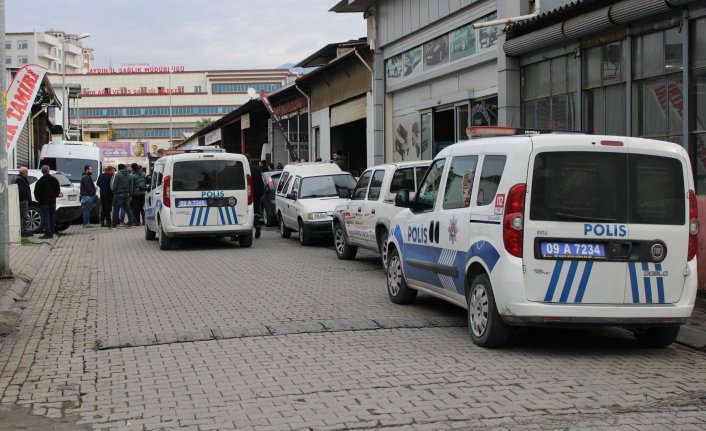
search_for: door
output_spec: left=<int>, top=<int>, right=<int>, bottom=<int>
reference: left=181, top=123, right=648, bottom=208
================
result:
left=145, top=163, right=164, bottom=228
left=343, top=170, right=371, bottom=244
left=360, top=169, right=386, bottom=247
left=401, top=158, right=447, bottom=287
left=284, top=176, right=301, bottom=228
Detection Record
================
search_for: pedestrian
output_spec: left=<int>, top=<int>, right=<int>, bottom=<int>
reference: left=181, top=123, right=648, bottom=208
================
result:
left=267, top=163, right=275, bottom=171
left=14, top=166, right=33, bottom=237
left=332, top=150, right=346, bottom=170
left=110, top=163, right=135, bottom=228
left=130, top=163, right=147, bottom=225
left=96, top=166, right=115, bottom=227
left=259, top=160, right=268, bottom=172
left=250, top=160, right=265, bottom=239
left=79, top=165, right=97, bottom=227
left=33, top=165, right=60, bottom=239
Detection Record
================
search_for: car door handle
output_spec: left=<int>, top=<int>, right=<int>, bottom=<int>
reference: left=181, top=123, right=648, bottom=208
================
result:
left=357, top=207, right=362, bottom=212
left=435, top=221, right=440, bottom=243
left=371, top=209, right=375, bottom=214
left=429, top=221, right=435, bottom=243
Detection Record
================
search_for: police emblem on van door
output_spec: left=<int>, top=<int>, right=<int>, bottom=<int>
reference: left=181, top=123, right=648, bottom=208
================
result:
left=448, top=216, right=458, bottom=243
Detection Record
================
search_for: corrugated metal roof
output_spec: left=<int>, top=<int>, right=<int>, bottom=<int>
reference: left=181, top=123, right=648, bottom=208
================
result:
left=505, top=0, right=610, bottom=36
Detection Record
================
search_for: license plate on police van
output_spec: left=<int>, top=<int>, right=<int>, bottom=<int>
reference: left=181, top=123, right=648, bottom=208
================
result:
left=540, top=241, right=605, bottom=259
left=176, top=199, right=208, bottom=208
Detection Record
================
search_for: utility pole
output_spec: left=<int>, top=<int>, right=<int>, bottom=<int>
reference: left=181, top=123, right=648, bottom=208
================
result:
left=0, top=0, right=12, bottom=277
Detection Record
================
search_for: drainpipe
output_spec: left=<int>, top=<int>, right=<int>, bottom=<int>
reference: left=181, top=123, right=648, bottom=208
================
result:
left=294, top=84, right=311, bottom=160
left=474, top=0, right=541, bottom=29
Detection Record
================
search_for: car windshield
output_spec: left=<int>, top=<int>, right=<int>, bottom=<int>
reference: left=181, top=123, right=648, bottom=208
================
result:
left=299, top=174, right=357, bottom=198
left=42, top=158, right=99, bottom=183
left=52, top=173, right=73, bottom=187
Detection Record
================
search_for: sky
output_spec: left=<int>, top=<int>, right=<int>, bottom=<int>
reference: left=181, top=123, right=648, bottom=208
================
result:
left=6, top=0, right=367, bottom=71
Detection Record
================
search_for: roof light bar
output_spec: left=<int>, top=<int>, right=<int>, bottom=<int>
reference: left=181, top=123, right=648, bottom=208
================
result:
left=466, top=126, right=584, bottom=139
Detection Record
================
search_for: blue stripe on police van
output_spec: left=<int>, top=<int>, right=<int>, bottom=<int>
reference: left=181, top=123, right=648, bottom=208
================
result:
left=656, top=263, right=665, bottom=304
left=628, top=262, right=640, bottom=303
left=574, top=260, right=593, bottom=303
left=231, top=207, right=238, bottom=224
left=544, top=260, right=564, bottom=302
left=641, top=262, right=653, bottom=304
left=202, top=207, right=210, bottom=226
left=559, top=261, right=579, bottom=303
left=189, top=207, right=197, bottom=226
left=224, top=207, right=232, bottom=224
left=195, top=207, right=203, bottom=226
left=218, top=207, right=226, bottom=224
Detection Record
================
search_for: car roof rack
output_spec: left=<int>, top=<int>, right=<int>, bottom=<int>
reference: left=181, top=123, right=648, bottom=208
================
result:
left=466, top=126, right=585, bottom=139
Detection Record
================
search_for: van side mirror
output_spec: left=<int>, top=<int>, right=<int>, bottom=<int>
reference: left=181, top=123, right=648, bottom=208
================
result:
left=395, top=189, right=412, bottom=208
left=286, top=192, right=297, bottom=200
left=338, top=188, right=351, bottom=199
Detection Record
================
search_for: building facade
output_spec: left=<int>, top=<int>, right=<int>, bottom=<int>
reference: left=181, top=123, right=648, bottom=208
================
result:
left=5, top=31, right=93, bottom=73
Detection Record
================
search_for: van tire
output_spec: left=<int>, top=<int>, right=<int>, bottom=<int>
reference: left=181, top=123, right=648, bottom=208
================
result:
left=279, top=215, right=291, bottom=238
left=239, top=232, right=253, bottom=248
left=298, top=219, right=312, bottom=246
left=379, top=230, right=389, bottom=272
left=145, top=223, right=156, bottom=240
left=158, top=223, right=172, bottom=250
left=387, top=248, right=417, bottom=304
left=467, top=273, right=510, bottom=348
left=334, top=222, right=357, bottom=259
left=633, top=326, right=680, bottom=348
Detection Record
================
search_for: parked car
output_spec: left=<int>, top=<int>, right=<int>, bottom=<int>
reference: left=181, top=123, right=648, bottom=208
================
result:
left=275, top=163, right=357, bottom=245
left=332, top=161, right=430, bottom=271
left=7, top=169, right=81, bottom=234
left=261, top=170, right=282, bottom=227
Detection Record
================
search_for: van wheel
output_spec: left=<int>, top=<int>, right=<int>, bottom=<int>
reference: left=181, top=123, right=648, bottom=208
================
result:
left=298, top=220, right=311, bottom=246
left=145, top=223, right=156, bottom=240
left=379, top=230, right=389, bottom=272
left=26, top=205, right=43, bottom=233
left=334, top=222, right=357, bottom=259
left=158, top=222, right=172, bottom=250
left=387, top=248, right=417, bottom=304
left=279, top=215, right=291, bottom=238
left=239, top=233, right=253, bottom=248
left=633, top=326, right=680, bottom=348
left=467, top=273, right=510, bottom=347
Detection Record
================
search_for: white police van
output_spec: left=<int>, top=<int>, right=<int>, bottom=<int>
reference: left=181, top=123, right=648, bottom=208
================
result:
left=144, top=149, right=255, bottom=250
left=386, top=127, right=698, bottom=348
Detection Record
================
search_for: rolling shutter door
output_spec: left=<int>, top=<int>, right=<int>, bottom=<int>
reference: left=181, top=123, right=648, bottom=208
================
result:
left=330, top=96, right=366, bottom=127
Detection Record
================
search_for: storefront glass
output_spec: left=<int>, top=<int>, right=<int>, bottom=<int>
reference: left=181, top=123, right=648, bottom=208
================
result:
left=690, top=17, right=706, bottom=194
left=521, top=54, right=577, bottom=130
left=583, top=41, right=627, bottom=135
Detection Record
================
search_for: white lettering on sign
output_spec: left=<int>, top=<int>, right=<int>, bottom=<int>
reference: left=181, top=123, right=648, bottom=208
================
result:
left=88, top=65, right=185, bottom=74
left=6, top=65, right=47, bottom=158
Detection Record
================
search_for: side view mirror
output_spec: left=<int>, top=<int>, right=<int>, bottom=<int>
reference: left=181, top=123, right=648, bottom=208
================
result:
left=338, top=188, right=351, bottom=199
left=394, top=189, right=412, bottom=208
left=286, top=192, right=297, bottom=200
left=146, top=183, right=152, bottom=192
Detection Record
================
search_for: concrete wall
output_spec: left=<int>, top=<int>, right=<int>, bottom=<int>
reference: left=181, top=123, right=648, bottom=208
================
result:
left=312, top=108, right=331, bottom=161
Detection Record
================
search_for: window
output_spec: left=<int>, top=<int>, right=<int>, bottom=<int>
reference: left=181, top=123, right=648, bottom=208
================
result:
left=522, top=54, right=577, bottom=130
left=470, top=96, right=499, bottom=127
left=172, top=160, right=245, bottom=191
left=277, top=173, right=291, bottom=194
left=456, top=104, right=469, bottom=142
left=213, top=83, right=281, bottom=93
left=194, top=85, right=202, bottom=93
left=18, top=55, right=28, bottom=65
left=390, top=168, right=415, bottom=194
left=4, top=41, right=10, bottom=49
left=5, top=57, right=10, bottom=65
left=367, top=170, right=386, bottom=201
left=352, top=171, right=371, bottom=200
left=151, top=164, right=164, bottom=189
left=690, top=16, right=706, bottom=194
left=583, top=41, right=627, bottom=135
left=415, top=167, right=427, bottom=189
left=477, top=156, right=507, bottom=206
left=291, top=177, right=301, bottom=196
left=300, top=174, right=357, bottom=199
left=415, top=159, right=446, bottom=212
left=89, top=132, right=100, bottom=139
left=443, top=156, right=478, bottom=209
left=17, top=40, right=28, bottom=49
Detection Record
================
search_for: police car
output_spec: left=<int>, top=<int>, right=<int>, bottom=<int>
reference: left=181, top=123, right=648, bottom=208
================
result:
left=386, top=127, right=698, bottom=348
left=144, top=149, right=255, bottom=250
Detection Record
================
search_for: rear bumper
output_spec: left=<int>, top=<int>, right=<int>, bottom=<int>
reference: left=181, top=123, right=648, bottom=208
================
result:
left=57, top=205, right=82, bottom=223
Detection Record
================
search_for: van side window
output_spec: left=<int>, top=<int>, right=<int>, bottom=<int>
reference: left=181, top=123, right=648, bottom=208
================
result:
left=291, top=177, right=301, bottom=195
left=152, top=165, right=163, bottom=188
left=415, top=159, right=446, bottom=212
left=477, top=155, right=507, bottom=206
left=367, top=170, right=385, bottom=201
left=390, top=168, right=414, bottom=194
left=277, top=172, right=290, bottom=194
left=443, top=156, right=478, bottom=210
left=415, top=167, right=427, bottom=190
left=281, top=175, right=294, bottom=195
left=352, top=171, right=372, bottom=200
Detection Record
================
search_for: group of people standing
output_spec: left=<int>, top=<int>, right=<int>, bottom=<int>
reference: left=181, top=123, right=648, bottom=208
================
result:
left=83, top=163, right=147, bottom=229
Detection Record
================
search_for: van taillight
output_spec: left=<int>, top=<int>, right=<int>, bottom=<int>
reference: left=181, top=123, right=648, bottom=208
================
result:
left=163, top=175, right=171, bottom=208
left=247, top=174, right=253, bottom=205
left=688, top=190, right=698, bottom=261
left=503, top=184, right=526, bottom=258
left=58, top=192, right=64, bottom=198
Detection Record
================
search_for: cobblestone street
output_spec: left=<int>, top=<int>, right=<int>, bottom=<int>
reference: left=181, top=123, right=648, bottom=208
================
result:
left=1, top=226, right=705, bottom=430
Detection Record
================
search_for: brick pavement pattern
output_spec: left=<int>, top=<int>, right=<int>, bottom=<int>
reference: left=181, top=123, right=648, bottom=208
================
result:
left=0, top=225, right=705, bottom=430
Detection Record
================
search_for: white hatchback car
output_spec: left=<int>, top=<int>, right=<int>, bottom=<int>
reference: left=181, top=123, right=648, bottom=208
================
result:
left=144, top=150, right=255, bottom=250
left=275, top=163, right=357, bottom=245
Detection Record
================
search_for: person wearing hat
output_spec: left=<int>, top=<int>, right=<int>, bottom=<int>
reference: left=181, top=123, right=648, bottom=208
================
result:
left=130, top=163, right=147, bottom=225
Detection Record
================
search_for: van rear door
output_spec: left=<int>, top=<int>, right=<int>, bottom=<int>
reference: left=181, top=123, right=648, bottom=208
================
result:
left=170, top=157, right=247, bottom=228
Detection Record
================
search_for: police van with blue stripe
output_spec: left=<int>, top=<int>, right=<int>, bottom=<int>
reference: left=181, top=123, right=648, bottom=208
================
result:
left=386, top=127, right=699, bottom=348
left=144, top=149, right=255, bottom=250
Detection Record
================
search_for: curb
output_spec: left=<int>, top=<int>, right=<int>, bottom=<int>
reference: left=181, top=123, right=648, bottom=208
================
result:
left=0, top=243, right=52, bottom=313
left=677, top=323, right=706, bottom=350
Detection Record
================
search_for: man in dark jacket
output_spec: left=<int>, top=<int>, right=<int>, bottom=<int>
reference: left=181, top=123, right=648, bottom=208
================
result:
left=96, top=166, right=114, bottom=227
left=250, top=161, right=265, bottom=239
left=33, top=165, right=60, bottom=239
left=14, top=167, right=33, bottom=237
left=130, top=163, right=147, bottom=225
left=110, top=163, right=135, bottom=228
left=80, top=165, right=97, bottom=227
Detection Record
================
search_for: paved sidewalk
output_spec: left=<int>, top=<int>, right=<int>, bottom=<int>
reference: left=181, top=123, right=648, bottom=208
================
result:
left=677, top=290, right=706, bottom=350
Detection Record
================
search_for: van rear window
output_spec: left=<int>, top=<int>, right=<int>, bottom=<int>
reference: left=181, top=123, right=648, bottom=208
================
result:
left=172, top=160, right=245, bottom=191
left=530, top=152, right=684, bottom=225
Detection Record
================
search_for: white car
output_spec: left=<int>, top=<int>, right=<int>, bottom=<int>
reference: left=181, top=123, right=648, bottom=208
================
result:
left=275, top=163, right=357, bottom=245
left=144, top=149, right=255, bottom=250
left=332, top=161, right=430, bottom=270
left=386, top=127, right=698, bottom=348
left=8, top=169, right=81, bottom=234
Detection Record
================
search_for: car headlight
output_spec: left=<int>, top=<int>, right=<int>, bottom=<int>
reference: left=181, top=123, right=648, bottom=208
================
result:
left=307, top=212, right=328, bottom=220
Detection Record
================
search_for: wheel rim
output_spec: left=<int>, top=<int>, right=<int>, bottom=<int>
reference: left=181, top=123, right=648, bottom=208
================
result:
left=280, top=218, right=284, bottom=234
left=387, top=254, right=402, bottom=296
left=334, top=227, right=346, bottom=254
left=469, top=284, right=489, bottom=337
left=381, top=234, right=389, bottom=269
left=26, top=208, right=41, bottom=232
left=299, top=222, right=304, bottom=243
